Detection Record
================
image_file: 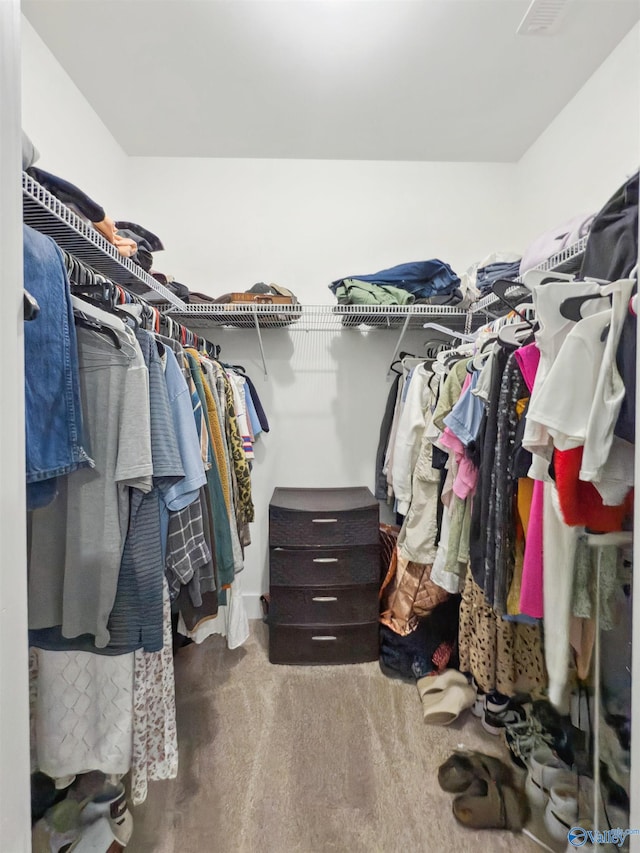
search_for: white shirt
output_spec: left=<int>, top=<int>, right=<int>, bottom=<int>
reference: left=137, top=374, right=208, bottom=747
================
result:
left=391, top=364, right=432, bottom=515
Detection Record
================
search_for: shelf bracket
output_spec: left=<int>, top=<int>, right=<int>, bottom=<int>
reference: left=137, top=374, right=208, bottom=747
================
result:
left=386, top=314, right=411, bottom=379
left=253, top=309, right=268, bottom=379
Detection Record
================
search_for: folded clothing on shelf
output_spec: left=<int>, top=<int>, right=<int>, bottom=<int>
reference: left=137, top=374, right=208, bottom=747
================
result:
left=476, top=258, right=522, bottom=295
left=330, top=258, right=461, bottom=302
left=333, top=279, right=415, bottom=306
left=27, top=166, right=106, bottom=223
left=26, top=165, right=165, bottom=272
left=186, top=283, right=300, bottom=307
left=520, top=211, right=594, bottom=276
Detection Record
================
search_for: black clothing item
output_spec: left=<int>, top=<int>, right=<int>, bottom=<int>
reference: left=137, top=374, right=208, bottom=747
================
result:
left=436, top=467, right=446, bottom=544
left=580, top=171, right=638, bottom=281
left=511, top=397, right=533, bottom=479
left=469, top=345, right=509, bottom=590
left=132, top=245, right=154, bottom=271
left=115, top=221, right=164, bottom=253
left=489, top=354, right=528, bottom=615
left=375, top=373, right=401, bottom=499
left=431, top=445, right=449, bottom=470
left=244, top=374, right=270, bottom=433
left=615, top=306, right=636, bottom=445
left=27, top=166, right=105, bottom=222
left=115, top=223, right=163, bottom=272
left=379, top=596, right=461, bottom=680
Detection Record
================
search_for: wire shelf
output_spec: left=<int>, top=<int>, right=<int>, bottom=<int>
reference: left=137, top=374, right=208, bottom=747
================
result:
left=471, top=236, right=589, bottom=314
left=22, top=172, right=187, bottom=308
left=164, top=301, right=473, bottom=331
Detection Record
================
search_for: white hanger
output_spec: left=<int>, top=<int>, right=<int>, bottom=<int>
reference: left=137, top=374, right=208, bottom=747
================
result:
left=522, top=269, right=575, bottom=291
left=422, top=322, right=476, bottom=342
left=498, top=322, right=533, bottom=348
left=71, top=295, right=126, bottom=331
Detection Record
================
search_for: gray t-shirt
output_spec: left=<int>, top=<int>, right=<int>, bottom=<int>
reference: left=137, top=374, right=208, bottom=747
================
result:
left=28, top=325, right=153, bottom=648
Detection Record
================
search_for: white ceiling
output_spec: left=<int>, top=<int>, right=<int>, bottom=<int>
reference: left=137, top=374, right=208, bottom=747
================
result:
left=22, top=0, right=640, bottom=162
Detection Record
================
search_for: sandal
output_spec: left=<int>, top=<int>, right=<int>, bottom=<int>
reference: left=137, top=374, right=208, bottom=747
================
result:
left=417, top=670, right=469, bottom=713
left=417, top=669, right=468, bottom=700
left=438, top=750, right=513, bottom=793
left=422, top=683, right=476, bottom=725
left=453, top=779, right=528, bottom=832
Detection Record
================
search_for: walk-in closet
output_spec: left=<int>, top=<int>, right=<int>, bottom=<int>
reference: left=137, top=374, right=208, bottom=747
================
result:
left=1, top=1, right=639, bottom=851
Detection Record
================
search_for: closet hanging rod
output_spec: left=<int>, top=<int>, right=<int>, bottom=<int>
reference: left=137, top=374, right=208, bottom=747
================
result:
left=62, top=249, right=220, bottom=358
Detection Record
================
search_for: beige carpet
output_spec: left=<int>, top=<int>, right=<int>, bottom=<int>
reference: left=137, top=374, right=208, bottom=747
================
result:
left=128, top=622, right=540, bottom=853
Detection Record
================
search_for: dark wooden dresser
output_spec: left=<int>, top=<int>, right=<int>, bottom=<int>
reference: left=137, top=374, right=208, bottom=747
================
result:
left=268, top=486, right=380, bottom=665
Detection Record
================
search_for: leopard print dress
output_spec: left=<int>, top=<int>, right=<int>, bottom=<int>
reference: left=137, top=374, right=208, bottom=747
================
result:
left=458, top=565, right=547, bottom=697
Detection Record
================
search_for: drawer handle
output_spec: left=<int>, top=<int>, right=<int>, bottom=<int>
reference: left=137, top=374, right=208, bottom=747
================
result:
left=312, top=557, right=338, bottom=563
left=312, top=596, right=338, bottom=602
left=312, top=518, right=338, bottom=523
left=312, top=636, right=337, bottom=641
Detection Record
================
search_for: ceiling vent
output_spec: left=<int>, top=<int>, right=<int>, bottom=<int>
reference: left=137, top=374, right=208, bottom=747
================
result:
left=516, top=0, right=569, bottom=35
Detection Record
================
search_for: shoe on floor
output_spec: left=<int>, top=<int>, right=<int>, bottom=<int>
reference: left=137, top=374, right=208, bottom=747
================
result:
left=70, top=817, right=120, bottom=852
left=470, top=692, right=485, bottom=719
left=482, top=696, right=527, bottom=736
left=81, top=783, right=133, bottom=847
left=503, top=702, right=574, bottom=768
left=417, top=669, right=468, bottom=712
left=423, top=683, right=476, bottom=726
left=32, top=799, right=83, bottom=853
left=525, top=746, right=572, bottom=808
left=544, top=778, right=580, bottom=842
left=438, top=750, right=513, bottom=793
left=453, top=779, right=528, bottom=832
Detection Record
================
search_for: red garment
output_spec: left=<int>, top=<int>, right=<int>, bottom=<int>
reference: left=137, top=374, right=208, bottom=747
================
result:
left=432, top=641, right=454, bottom=673
left=554, top=446, right=633, bottom=532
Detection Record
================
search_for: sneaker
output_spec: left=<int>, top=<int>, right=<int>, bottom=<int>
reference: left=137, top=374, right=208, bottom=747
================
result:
left=525, top=746, right=572, bottom=808
left=503, top=716, right=556, bottom=768
left=80, top=783, right=133, bottom=847
left=70, top=817, right=120, bottom=852
left=482, top=696, right=527, bottom=736
left=471, top=693, right=485, bottom=719
left=545, top=779, right=579, bottom=843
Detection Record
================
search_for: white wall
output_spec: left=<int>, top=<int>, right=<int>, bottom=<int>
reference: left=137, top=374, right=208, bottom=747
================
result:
left=125, top=157, right=519, bottom=298
left=125, top=157, right=518, bottom=611
left=515, top=22, right=640, bottom=247
left=21, top=15, right=127, bottom=216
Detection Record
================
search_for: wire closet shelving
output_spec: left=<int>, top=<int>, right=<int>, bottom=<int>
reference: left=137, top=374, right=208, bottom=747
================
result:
left=21, top=171, right=589, bottom=375
left=22, top=172, right=186, bottom=308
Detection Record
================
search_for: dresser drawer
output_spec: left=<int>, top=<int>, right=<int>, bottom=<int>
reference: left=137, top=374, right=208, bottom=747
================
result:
left=269, top=584, right=379, bottom=625
left=268, top=622, right=379, bottom=665
left=269, top=487, right=379, bottom=548
left=270, top=545, right=379, bottom=587
left=269, top=508, right=378, bottom=548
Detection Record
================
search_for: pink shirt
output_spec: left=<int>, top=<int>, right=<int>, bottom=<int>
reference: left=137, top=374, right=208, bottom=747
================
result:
left=516, top=343, right=544, bottom=618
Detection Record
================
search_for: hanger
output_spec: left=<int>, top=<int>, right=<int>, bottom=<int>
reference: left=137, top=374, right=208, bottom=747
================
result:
left=74, top=310, right=122, bottom=349
left=522, top=269, right=575, bottom=290
left=498, top=322, right=535, bottom=350
left=423, top=339, right=453, bottom=359
left=559, top=292, right=611, bottom=322
left=491, top=280, right=535, bottom=328
left=23, top=289, right=40, bottom=321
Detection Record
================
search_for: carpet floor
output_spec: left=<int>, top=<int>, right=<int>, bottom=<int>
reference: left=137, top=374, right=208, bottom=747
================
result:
left=128, top=622, right=541, bottom=853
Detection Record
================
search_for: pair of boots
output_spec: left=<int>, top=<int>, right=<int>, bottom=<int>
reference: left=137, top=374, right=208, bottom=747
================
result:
left=438, top=750, right=529, bottom=832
